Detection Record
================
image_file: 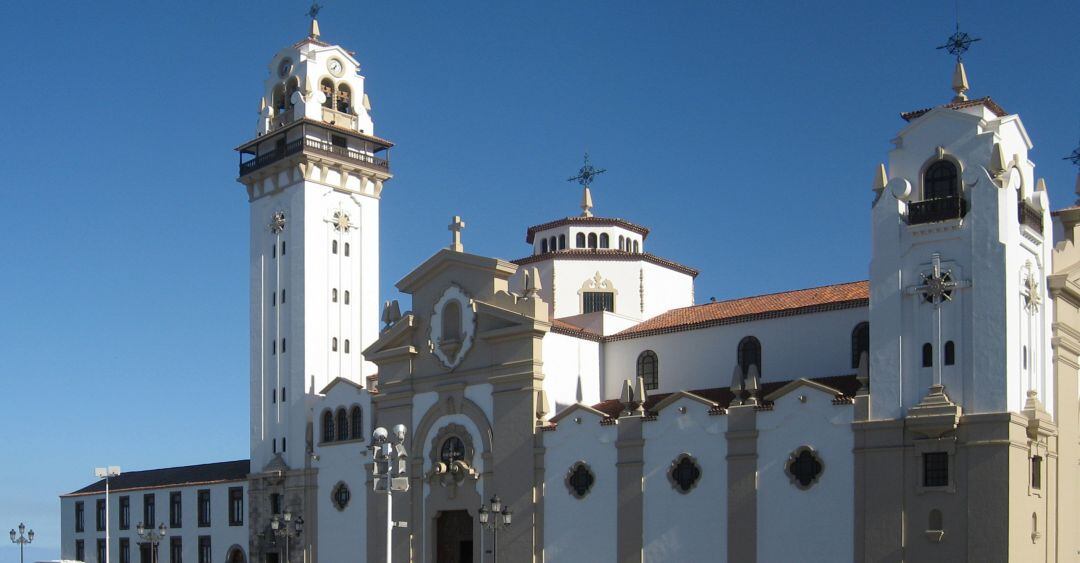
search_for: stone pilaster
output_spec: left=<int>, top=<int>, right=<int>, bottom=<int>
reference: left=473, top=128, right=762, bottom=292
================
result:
left=726, top=405, right=757, bottom=563
left=615, top=415, right=644, bottom=563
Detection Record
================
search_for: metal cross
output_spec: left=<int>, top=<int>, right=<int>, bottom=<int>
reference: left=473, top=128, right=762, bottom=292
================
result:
left=905, top=253, right=971, bottom=387
left=307, top=2, right=322, bottom=20
left=567, top=153, right=606, bottom=188
left=448, top=215, right=465, bottom=252
left=937, top=25, right=981, bottom=62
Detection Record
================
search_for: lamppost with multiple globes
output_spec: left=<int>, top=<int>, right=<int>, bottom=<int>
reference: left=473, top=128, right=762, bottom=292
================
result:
left=270, top=511, right=303, bottom=562
left=9, top=523, right=34, bottom=563
left=478, top=495, right=512, bottom=563
left=135, top=522, right=167, bottom=563
left=94, top=465, right=121, bottom=563
left=371, top=424, right=409, bottom=563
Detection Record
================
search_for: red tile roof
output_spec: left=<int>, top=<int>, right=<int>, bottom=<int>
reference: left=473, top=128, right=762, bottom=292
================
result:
left=513, top=249, right=699, bottom=277
left=589, top=374, right=861, bottom=419
left=900, top=96, right=1008, bottom=122
left=550, top=318, right=603, bottom=341
left=525, top=216, right=650, bottom=243
left=609, top=281, right=868, bottom=340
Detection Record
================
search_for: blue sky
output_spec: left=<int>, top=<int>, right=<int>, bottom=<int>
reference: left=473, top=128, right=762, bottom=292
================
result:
left=2, top=0, right=1078, bottom=558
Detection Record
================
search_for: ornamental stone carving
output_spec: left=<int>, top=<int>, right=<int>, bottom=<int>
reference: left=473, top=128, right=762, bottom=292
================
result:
left=429, top=285, right=476, bottom=370
left=425, top=423, right=479, bottom=497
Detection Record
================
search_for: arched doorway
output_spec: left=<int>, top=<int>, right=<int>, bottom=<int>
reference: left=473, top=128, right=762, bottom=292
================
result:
left=225, top=545, right=247, bottom=563
left=436, top=510, right=473, bottom=563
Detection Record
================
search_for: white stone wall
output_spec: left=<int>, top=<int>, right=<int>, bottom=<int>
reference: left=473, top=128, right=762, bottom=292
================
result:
left=60, top=481, right=248, bottom=563
left=314, top=383, right=372, bottom=563
left=642, top=397, right=727, bottom=562
left=756, top=388, right=854, bottom=563
left=541, top=412, right=618, bottom=563
left=540, top=332, right=601, bottom=414
left=604, top=306, right=868, bottom=399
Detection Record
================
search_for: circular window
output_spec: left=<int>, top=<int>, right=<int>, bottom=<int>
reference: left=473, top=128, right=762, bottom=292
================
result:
left=440, top=436, right=466, bottom=464
left=668, top=454, right=702, bottom=494
left=785, top=446, right=824, bottom=489
left=331, top=482, right=351, bottom=510
left=565, top=462, right=595, bottom=499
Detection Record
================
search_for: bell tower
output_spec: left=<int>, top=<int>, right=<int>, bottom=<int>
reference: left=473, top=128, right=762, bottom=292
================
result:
left=235, top=12, right=392, bottom=562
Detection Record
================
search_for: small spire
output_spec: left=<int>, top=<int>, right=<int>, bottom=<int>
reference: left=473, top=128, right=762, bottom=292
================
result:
left=951, top=61, right=969, bottom=102
left=990, top=142, right=1008, bottom=178
left=259, top=97, right=267, bottom=113
left=856, top=351, right=870, bottom=396
left=744, top=365, right=761, bottom=406
left=307, top=2, right=322, bottom=38
left=581, top=186, right=594, bottom=218
left=634, top=375, right=648, bottom=415
left=872, top=163, right=887, bottom=196
left=729, top=364, right=744, bottom=407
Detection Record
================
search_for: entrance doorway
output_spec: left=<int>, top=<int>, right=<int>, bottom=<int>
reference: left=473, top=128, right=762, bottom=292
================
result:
left=436, top=510, right=474, bottom=563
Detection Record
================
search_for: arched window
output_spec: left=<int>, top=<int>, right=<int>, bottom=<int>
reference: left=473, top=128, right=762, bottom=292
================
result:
left=633, top=240, right=640, bottom=253
left=944, top=341, right=955, bottom=366
left=350, top=406, right=362, bottom=440
left=332, top=288, right=338, bottom=302
left=344, top=243, right=350, bottom=256
left=541, top=239, right=548, bottom=253
left=588, top=233, right=598, bottom=249
left=285, top=78, right=299, bottom=109
left=273, top=84, right=288, bottom=113
left=924, top=161, right=958, bottom=200
left=637, top=350, right=659, bottom=390
left=332, top=337, right=338, bottom=352
left=922, top=343, right=933, bottom=367
left=851, top=322, right=870, bottom=369
left=332, top=240, right=338, bottom=254
left=558, top=234, right=566, bottom=249
left=337, top=84, right=352, bottom=114
left=344, top=290, right=350, bottom=305
left=599, top=233, right=610, bottom=248
left=576, top=233, right=586, bottom=248
left=737, top=336, right=762, bottom=376
left=618, top=235, right=625, bottom=250
left=344, top=339, right=350, bottom=354
left=336, top=408, right=349, bottom=441
left=442, top=301, right=462, bottom=341
left=321, top=410, right=334, bottom=442
left=320, top=78, right=335, bottom=109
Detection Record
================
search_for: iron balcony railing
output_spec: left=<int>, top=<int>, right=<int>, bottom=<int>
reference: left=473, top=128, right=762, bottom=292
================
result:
left=1018, top=201, right=1043, bottom=234
left=239, top=138, right=389, bottom=176
left=907, top=196, right=968, bottom=225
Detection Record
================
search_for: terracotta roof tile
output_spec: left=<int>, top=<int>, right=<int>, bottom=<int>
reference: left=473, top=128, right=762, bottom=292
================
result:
left=590, top=374, right=860, bottom=419
left=550, top=319, right=603, bottom=341
left=525, top=216, right=650, bottom=243
left=900, top=96, right=1008, bottom=122
left=513, top=249, right=698, bottom=277
left=609, top=280, right=868, bottom=340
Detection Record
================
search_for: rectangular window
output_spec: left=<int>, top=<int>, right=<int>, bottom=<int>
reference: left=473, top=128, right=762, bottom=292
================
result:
left=75, top=539, right=85, bottom=561
left=281, top=240, right=286, bottom=255
left=170, top=491, right=182, bottom=528
left=119, top=495, right=130, bottom=530
left=170, top=536, right=183, bottom=563
left=272, top=438, right=277, bottom=453
left=331, top=135, right=347, bottom=148
left=1032, top=455, right=1043, bottom=490
left=272, top=243, right=276, bottom=258
left=198, top=489, right=211, bottom=527
left=344, top=290, right=350, bottom=305
left=344, top=242, right=350, bottom=256
left=281, top=338, right=286, bottom=353
left=272, top=339, right=276, bottom=355
left=228, top=487, right=244, bottom=526
left=97, top=539, right=106, bottom=562
left=75, top=501, right=84, bottom=533
left=198, top=536, right=212, bottom=563
left=281, top=387, right=286, bottom=402
left=272, top=388, right=276, bottom=403
left=120, top=537, right=131, bottom=563
left=582, top=291, right=615, bottom=314
left=281, top=288, right=285, bottom=303
left=270, top=493, right=282, bottom=515
left=143, top=493, right=156, bottom=527
left=96, top=498, right=106, bottom=531
left=923, top=452, right=949, bottom=487
left=282, top=436, right=287, bottom=452
left=140, top=543, right=151, bottom=563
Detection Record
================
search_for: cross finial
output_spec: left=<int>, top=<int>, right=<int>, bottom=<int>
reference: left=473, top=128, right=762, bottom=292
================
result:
left=448, top=215, right=466, bottom=252
left=567, top=153, right=606, bottom=218
left=307, top=2, right=322, bottom=38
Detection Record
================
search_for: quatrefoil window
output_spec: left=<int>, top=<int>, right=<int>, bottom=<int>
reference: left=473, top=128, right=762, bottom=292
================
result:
left=566, top=462, right=595, bottom=499
left=331, top=481, right=351, bottom=511
left=668, top=454, right=702, bottom=494
left=785, top=446, right=824, bottom=490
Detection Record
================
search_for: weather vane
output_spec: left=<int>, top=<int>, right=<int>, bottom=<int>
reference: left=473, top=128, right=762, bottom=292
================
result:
left=307, top=2, right=322, bottom=20
left=1067, top=135, right=1080, bottom=168
left=568, top=153, right=606, bottom=188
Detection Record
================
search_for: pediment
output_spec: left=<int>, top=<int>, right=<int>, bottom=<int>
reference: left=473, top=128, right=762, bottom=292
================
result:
left=396, top=249, right=516, bottom=295
left=763, top=378, right=842, bottom=403
left=652, top=391, right=719, bottom=414
left=319, top=376, right=365, bottom=396
left=364, top=314, right=417, bottom=358
left=550, top=402, right=609, bottom=425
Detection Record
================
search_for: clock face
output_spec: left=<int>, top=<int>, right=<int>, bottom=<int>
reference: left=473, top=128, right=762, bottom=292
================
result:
left=278, top=59, right=293, bottom=78
left=328, top=58, right=343, bottom=77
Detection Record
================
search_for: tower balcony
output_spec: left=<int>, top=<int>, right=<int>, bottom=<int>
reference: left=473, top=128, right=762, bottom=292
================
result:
left=907, top=196, right=968, bottom=225
left=1018, top=201, right=1043, bottom=234
left=237, top=120, right=392, bottom=178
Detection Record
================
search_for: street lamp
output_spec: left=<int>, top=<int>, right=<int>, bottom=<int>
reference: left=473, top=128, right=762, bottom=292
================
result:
left=478, top=495, right=512, bottom=563
left=371, top=424, right=409, bottom=563
left=135, top=522, right=167, bottom=563
left=9, top=523, right=34, bottom=563
left=94, top=465, right=121, bottom=563
left=270, top=511, right=303, bottom=563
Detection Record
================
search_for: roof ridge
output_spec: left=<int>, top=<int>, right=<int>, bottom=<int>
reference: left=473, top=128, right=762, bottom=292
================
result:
left=680, top=279, right=868, bottom=311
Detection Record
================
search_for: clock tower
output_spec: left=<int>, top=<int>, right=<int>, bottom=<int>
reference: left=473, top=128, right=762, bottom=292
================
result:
left=235, top=14, right=392, bottom=562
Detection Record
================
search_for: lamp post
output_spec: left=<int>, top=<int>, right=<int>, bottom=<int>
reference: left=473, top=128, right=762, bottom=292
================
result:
left=270, top=511, right=303, bottom=563
left=94, top=465, right=121, bottom=563
left=371, top=424, right=409, bottom=563
left=478, top=495, right=512, bottom=563
left=9, top=523, right=34, bottom=563
left=135, top=522, right=167, bottom=563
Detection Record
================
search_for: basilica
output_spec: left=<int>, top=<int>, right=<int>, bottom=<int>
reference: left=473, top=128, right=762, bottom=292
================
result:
left=60, top=12, right=1080, bottom=563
